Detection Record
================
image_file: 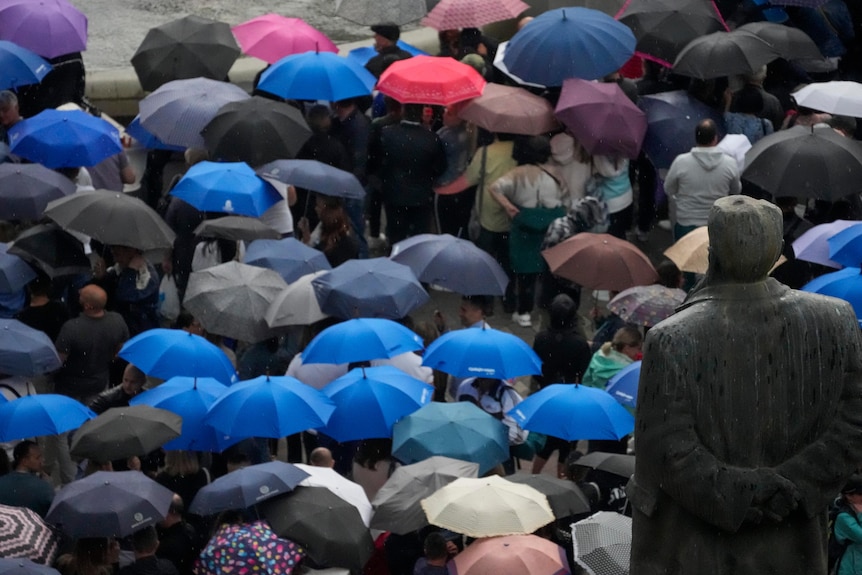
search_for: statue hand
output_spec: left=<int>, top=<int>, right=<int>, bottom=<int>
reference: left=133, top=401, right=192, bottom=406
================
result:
left=749, top=468, right=800, bottom=523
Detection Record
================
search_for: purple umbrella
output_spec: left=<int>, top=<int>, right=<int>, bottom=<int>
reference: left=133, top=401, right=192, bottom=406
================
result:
left=555, top=78, right=647, bottom=159
left=792, top=220, right=859, bottom=269
left=0, top=0, right=87, bottom=59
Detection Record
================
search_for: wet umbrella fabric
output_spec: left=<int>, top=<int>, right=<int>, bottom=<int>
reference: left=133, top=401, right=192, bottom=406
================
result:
left=573, top=452, right=635, bottom=479
left=377, top=56, right=486, bottom=106
left=346, top=40, right=426, bottom=67
left=0, top=319, right=61, bottom=377
left=46, top=471, right=173, bottom=538
left=543, top=233, right=658, bottom=291
left=294, top=464, right=373, bottom=526
left=0, top=164, right=75, bottom=221
left=792, top=220, right=859, bottom=268
left=0, top=0, right=88, bottom=59
left=828, top=224, right=862, bottom=268
left=672, top=30, right=781, bottom=79
left=334, top=0, right=427, bottom=26
left=265, top=270, right=330, bottom=328
left=791, top=81, right=862, bottom=118
left=663, top=225, right=709, bottom=274
left=258, top=159, right=366, bottom=200
left=0, top=244, right=36, bottom=293
left=507, top=474, right=592, bottom=518
left=8, top=109, right=122, bottom=169
left=119, top=328, right=236, bottom=385
left=605, top=360, right=641, bottom=408
left=70, top=405, right=183, bottom=460
left=801, top=267, right=862, bottom=322
left=189, top=461, right=309, bottom=516
left=195, top=520, right=305, bottom=575
left=607, top=285, right=686, bottom=327
left=170, top=161, right=282, bottom=218
left=194, top=216, right=281, bottom=243
left=457, top=83, right=559, bottom=136
left=0, top=504, right=59, bottom=564
left=302, top=318, right=424, bottom=365
left=125, top=116, right=185, bottom=152
left=449, top=534, right=571, bottom=575
left=0, top=559, right=60, bottom=575
left=243, top=238, right=331, bottom=284
left=572, top=511, right=631, bottom=575
left=546, top=0, right=625, bottom=14
left=258, top=51, right=377, bottom=102
left=421, top=325, right=542, bottom=379
left=737, top=21, right=822, bottom=61
left=232, top=14, right=338, bottom=64
left=422, top=0, right=529, bottom=30
left=0, top=394, right=95, bottom=442
left=131, top=15, right=240, bottom=92
left=0, top=41, right=51, bottom=90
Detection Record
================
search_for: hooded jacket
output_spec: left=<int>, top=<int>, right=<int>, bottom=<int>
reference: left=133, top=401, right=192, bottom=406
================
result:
left=550, top=132, right=591, bottom=204
left=664, top=146, right=741, bottom=227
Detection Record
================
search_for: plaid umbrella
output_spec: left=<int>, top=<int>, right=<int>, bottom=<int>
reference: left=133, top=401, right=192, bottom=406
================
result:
left=195, top=520, right=304, bottom=575
left=0, top=505, right=59, bottom=564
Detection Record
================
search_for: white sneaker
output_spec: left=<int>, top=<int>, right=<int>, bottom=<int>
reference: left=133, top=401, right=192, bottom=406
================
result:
left=516, top=313, right=532, bottom=327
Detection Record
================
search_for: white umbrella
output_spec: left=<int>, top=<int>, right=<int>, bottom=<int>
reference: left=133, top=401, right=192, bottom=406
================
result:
left=717, top=133, right=752, bottom=173
left=572, top=511, right=631, bottom=575
left=792, top=81, right=862, bottom=118
left=294, top=464, right=373, bottom=527
left=265, top=270, right=330, bottom=328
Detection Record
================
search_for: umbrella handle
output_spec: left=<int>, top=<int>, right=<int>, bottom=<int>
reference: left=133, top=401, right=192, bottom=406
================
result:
left=434, top=192, right=441, bottom=234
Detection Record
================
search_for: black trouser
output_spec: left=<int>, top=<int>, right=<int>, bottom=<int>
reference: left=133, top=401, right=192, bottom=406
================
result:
left=436, top=186, right=476, bottom=238
left=636, top=151, right=656, bottom=232
left=476, top=227, right=516, bottom=313
left=385, top=204, right=432, bottom=245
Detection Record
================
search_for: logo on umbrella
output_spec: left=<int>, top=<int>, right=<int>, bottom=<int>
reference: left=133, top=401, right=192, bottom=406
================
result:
left=260, top=485, right=270, bottom=494
left=256, top=485, right=280, bottom=501
left=467, top=366, right=497, bottom=375
left=131, top=512, right=151, bottom=529
left=222, top=200, right=235, bottom=212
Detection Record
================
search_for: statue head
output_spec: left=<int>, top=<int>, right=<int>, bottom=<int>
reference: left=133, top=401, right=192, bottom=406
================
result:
left=706, top=195, right=783, bottom=284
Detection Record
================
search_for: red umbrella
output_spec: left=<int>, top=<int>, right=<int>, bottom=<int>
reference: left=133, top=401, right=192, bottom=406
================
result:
left=422, top=0, right=530, bottom=31
left=458, top=83, right=559, bottom=135
left=542, top=232, right=657, bottom=291
left=377, top=55, right=485, bottom=106
left=231, top=14, right=338, bottom=64
left=554, top=78, right=647, bottom=159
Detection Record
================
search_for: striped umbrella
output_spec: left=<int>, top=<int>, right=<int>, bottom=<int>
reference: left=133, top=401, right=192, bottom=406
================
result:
left=0, top=505, right=59, bottom=564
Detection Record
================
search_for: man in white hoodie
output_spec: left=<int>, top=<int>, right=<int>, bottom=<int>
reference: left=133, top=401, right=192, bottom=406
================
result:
left=665, top=119, right=741, bottom=240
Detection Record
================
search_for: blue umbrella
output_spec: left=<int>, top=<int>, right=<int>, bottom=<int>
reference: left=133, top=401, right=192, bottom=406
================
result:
left=243, top=237, right=331, bottom=283
left=639, top=90, right=725, bottom=169
left=0, top=319, right=61, bottom=376
left=508, top=383, right=634, bottom=440
left=0, top=558, right=60, bottom=575
left=302, top=318, right=424, bottom=364
left=312, top=258, right=429, bottom=320
left=189, top=461, right=310, bottom=515
left=170, top=161, right=282, bottom=217
left=129, top=376, right=237, bottom=452
left=204, top=375, right=336, bottom=439
left=320, top=366, right=433, bottom=442
left=391, top=402, right=509, bottom=475
left=502, top=7, right=636, bottom=86
left=421, top=325, right=542, bottom=380
left=0, top=243, right=36, bottom=293
left=118, top=328, right=237, bottom=385
left=828, top=223, right=862, bottom=268
left=0, top=40, right=51, bottom=90
left=258, top=51, right=377, bottom=102
left=390, top=233, right=509, bottom=296
left=0, top=394, right=95, bottom=442
left=8, top=109, right=123, bottom=169
left=125, top=116, right=185, bottom=152
left=346, top=40, right=427, bottom=67
left=258, top=159, right=366, bottom=200
left=605, top=360, right=641, bottom=408
left=802, top=267, right=862, bottom=326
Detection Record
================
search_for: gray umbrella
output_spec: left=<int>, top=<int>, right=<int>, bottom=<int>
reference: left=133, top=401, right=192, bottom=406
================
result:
left=573, top=452, right=635, bottom=478
left=508, top=473, right=592, bottom=519
left=184, top=261, right=288, bottom=343
left=44, top=189, right=176, bottom=251
left=69, top=405, right=182, bottom=461
left=194, top=216, right=281, bottom=243
left=335, top=0, right=427, bottom=25
left=672, top=30, right=781, bottom=80
left=737, top=21, right=823, bottom=61
left=0, top=163, right=75, bottom=221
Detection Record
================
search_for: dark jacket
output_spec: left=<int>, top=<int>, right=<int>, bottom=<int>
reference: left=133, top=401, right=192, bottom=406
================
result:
left=532, top=327, right=591, bottom=385
left=87, top=384, right=135, bottom=415
left=330, top=109, right=371, bottom=184
left=365, top=45, right=413, bottom=78
left=368, top=121, right=447, bottom=207
left=118, top=556, right=178, bottom=575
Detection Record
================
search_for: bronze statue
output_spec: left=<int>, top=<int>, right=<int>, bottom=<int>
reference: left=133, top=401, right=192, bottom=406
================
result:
left=630, top=195, right=862, bottom=574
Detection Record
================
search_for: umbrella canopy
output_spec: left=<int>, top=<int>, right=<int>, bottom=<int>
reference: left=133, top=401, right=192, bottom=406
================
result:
left=828, top=223, right=862, bottom=268
left=294, top=464, right=373, bottom=526
left=801, top=267, right=862, bottom=322
left=743, top=125, right=862, bottom=202
left=572, top=451, right=635, bottom=478
left=232, top=14, right=338, bottom=64
left=503, top=7, right=636, bottom=86
left=0, top=559, right=59, bottom=575
left=672, top=29, right=781, bottom=79
left=8, top=224, right=90, bottom=278
left=421, top=475, right=555, bottom=537
left=334, top=0, right=427, bottom=25
left=130, top=376, right=235, bottom=452
left=0, top=163, right=75, bottom=221
left=0, top=41, right=51, bottom=90
left=125, top=116, right=184, bottom=152
left=450, top=534, right=571, bottom=575
left=390, top=233, right=509, bottom=296
left=605, top=360, right=641, bottom=408
left=260, top=487, right=374, bottom=572
left=607, top=285, right=685, bottom=327
left=370, top=456, right=480, bottom=534
left=8, top=109, right=122, bottom=169
left=572, top=511, right=631, bottom=575
left=194, top=216, right=281, bottom=243
left=202, top=97, right=312, bottom=167
left=792, top=220, right=859, bottom=268
left=189, top=461, right=310, bottom=515
left=302, top=318, right=424, bottom=365
left=618, top=0, right=727, bottom=64
left=258, top=159, right=366, bottom=200
left=457, top=83, right=558, bottom=135
left=265, top=270, right=330, bottom=327
left=791, top=81, right=862, bottom=118
left=0, top=319, right=61, bottom=376
left=0, top=243, right=36, bottom=293
left=44, top=190, right=176, bottom=251
left=346, top=40, right=426, bottom=67
left=243, top=238, right=331, bottom=284
left=0, top=0, right=87, bottom=59
left=138, top=77, right=249, bottom=149
left=738, top=21, right=822, bottom=61
left=663, top=225, right=708, bottom=273
left=769, top=0, right=829, bottom=7
left=204, top=375, right=335, bottom=439
left=119, top=328, right=236, bottom=384
left=508, top=473, right=592, bottom=518
left=46, top=471, right=173, bottom=538
left=0, top=394, right=95, bottom=442
left=638, top=90, right=725, bottom=170
left=184, top=261, right=288, bottom=343
left=509, top=383, right=635, bottom=440
left=392, top=402, right=510, bottom=475
left=319, top=366, right=433, bottom=442
left=0, top=504, right=59, bottom=564
left=196, top=520, right=305, bottom=575
left=555, top=78, right=647, bottom=159
left=543, top=233, right=658, bottom=291
left=312, top=258, right=429, bottom=320
left=421, top=324, right=542, bottom=379
left=69, top=405, right=183, bottom=460
left=377, top=56, right=485, bottom=106
left=258, top=51, right=377, bottom=102
left=170, top=161, right=282, bottom=217
left=131, top=15, right=240, bottom=92
left=491, top=40, right=545, bottom=89
left=422, top=0, right=529, bottom=30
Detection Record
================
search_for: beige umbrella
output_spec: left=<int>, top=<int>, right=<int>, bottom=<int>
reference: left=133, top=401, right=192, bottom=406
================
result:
left=420, top=475, right=554, bottom=537
left=665, top=226, right=786, bottom=274
left=265, top=271, right=330, bottom=328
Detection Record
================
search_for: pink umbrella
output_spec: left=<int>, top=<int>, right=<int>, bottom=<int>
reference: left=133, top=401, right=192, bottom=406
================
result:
left=377, top=56, right=485, bottom=106
left=554, top=78, right=647, bottom=159
left=232, top=14, right=338, bottom=64
left=422, top=0, right=529, bottom=31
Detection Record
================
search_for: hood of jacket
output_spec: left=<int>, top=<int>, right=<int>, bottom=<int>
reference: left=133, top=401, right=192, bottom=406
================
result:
left=691, top=146, right=729, bottom=171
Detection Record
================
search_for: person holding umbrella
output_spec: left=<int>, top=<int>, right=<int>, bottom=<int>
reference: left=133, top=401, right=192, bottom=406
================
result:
left=297, top=195, right=360, bottom=267
left=0, top=441, right=54, bottom=517
left=97, top=245, right=160, bottom=337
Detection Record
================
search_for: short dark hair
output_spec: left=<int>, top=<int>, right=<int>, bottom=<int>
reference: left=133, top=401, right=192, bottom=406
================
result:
left=461, top=295, right=489, bottom=315
left=131, top=526, right=159, bottom=553
left=424, top=532, right=448, bottom=560
left=695, top=119, right=717, bottom=146
left=655, top=260, right=682, bottom=289
left=12, top=440, right=37, bottom=468
left=733, top=87, right=763, bottom=115
left=548, top=294, right=577, bottom=330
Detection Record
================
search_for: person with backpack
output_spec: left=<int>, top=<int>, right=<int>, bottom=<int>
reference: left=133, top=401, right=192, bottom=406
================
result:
left=833, top=475, right=862, bottom=575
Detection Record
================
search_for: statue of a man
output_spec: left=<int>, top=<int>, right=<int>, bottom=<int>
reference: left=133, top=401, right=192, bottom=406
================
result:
left=630, top=195, right=862, bottom=574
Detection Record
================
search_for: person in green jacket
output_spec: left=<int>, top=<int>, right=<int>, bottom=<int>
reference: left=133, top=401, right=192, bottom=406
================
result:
left=582, top=326, right=642, bottom=389
left=835, top=476, right=862, bottom=575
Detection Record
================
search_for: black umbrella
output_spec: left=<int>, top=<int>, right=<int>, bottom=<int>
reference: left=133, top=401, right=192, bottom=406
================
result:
left=672, top=29, right=781, bottom=79
left=189, top=461, right=310, bottom=516
left=742, top=125, right=862, bottom=202
left=69, top=405, right=182, bottom=460
left=0, top=163, right=75, bottom=221
left=618, top=0, right=727, bottom=64
left=0, top=559, right=59, bottom=575
left=547, top=0, right=625, bottom=16
left=194, top=216, right=281, bottom=242
left=202, top=97, right=312, bottom=168
left=131, top=15, right=240, bottom=92
left=507, top=474, right=592, bottom=518
left=259, top=486, right=374, bottom=572
left=736, top=21, right=823, bottom=61
left=8, top=224, right=91, bottom=278
left=572, top=451, right=635, bottom=478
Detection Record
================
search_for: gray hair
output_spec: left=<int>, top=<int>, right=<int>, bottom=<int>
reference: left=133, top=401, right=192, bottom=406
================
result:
left=743, top=65, right=768, bottom=85
left=0, top=91, right=17, bottom=108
